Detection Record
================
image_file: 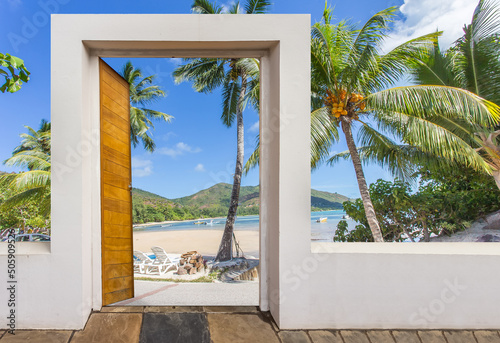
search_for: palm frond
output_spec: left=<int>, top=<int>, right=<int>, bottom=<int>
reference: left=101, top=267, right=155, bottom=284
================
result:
left=141, top=109, right=173, bottom=123
left=244, top=0, right=271, bottom=14
left=470, top=0, right=500, bottom=42
left=228, top=1, right=241, bottom=14
left=173, top=58, right=226, bottom=93
left=4, top=152, right=51, bottom=171
left=221, top=75, right=241, bottom=127
left=120, top=61, right=170, bottom=152
left=0, top=187, right=50, bottom=215
left=377, top=109, right=492, bottom=174
left=5, top=170, right=51, bottom=192
left=244, top=135, right=260, bottom=174
left=311, top=106, right=339, bottom=169
left=342, top=7, right=398, bottom=91
left=452, top=0, right=500, bottom=100
left=411, top=39, right=457, bottom=87
left=192, top=0, right=223, bottom=13
left=367, top=85, right=500, bottom=126
left=365, top=32, right=440, bottom=93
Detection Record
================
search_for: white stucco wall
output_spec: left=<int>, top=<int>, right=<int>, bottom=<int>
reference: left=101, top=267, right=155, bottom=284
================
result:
left=0, top=14, right=310, bottom=330
left=1, top=13, right=499, bottom=331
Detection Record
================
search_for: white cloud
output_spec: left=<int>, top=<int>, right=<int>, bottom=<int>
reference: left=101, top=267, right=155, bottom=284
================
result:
left=132, top=157, right=153, bottom=177
left=167, top=58, right=183, bottom=66
left=158, top=142, right=201, bottom=157
left=194, top=163, right=206, bottom=172
left=383, top=0, right=479, bottom=52
left=221, top=1, right=237, bottom=12
left=248, top=121, right=259, bottom=133
left=162, top=131, right=177, bottom=141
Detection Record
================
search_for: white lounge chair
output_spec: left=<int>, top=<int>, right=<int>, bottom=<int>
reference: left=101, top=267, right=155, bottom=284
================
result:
left=133, top=250, right=154, bottom=274
left=147, top=246, right=182, bottom=275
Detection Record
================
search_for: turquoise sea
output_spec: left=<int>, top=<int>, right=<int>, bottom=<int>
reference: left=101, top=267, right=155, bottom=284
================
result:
left=134, top=210, right=357, bottom=242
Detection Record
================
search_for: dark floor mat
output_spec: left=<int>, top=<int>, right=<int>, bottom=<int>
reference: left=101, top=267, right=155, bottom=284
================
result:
left=140, top=312, right=211, bottom=343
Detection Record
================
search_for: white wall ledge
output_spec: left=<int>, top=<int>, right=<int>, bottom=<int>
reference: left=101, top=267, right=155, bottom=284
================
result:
left=312, top=242, right=500, bottom=255
left=0, top=242, right=51, bottom=255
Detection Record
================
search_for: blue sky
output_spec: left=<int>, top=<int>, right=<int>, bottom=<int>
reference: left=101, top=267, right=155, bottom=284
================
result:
left=0, top=0, right=479, bottom=199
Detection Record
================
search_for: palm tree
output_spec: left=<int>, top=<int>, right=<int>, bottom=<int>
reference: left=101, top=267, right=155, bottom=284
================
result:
left=409, top=0, right=500, bottom=188
left=0, top=124, right=51, bottom=215
left=12, top=119, right=51, bottom=158
left=309, top=4, right=499, bottom=242
left=173, top=0, right=270, bottom=261
left=119, top=61, right=172, bottom=152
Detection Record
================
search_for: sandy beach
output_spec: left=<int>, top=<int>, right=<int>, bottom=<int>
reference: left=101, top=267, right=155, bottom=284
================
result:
left=133, top=229, right=260, bottom=257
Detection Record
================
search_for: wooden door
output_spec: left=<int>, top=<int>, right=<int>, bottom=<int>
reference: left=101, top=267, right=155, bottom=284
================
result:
left=99, top=59, right=134, bottom=306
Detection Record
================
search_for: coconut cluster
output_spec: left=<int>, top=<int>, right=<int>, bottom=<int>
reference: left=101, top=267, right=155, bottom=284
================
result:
left=324, top=89, right=366, bottom=119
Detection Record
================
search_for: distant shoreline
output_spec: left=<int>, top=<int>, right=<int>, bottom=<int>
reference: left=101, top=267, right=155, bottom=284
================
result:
left=133, top=209, right=345, bottom=229
left=133, top=215, right=231, bottom=229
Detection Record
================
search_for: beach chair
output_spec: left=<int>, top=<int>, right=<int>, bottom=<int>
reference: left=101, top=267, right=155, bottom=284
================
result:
left=133, top=250, right=154, bottom=274
left=147, top=246, right=182, bottom=275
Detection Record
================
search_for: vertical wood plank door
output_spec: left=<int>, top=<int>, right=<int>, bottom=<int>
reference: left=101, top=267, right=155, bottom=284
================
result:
left=99, top=58, right=134, bottom=306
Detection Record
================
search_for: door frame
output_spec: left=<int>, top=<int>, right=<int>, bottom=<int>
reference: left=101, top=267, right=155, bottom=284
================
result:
left=91, top=48, right=275, bottom=308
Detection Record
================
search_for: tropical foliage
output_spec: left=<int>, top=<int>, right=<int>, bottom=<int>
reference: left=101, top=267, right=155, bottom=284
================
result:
left=335, top=167, right=500, bottom=242
left=173, top=0, right=269, bottom=261
left=0, top=175, right=49, bottom=231
left=0, top=53, right=30, bottom=93
left=409, top=0, right=500, bottom=188
left=119, top=61, right=172, bottom=152
left=0, top=60, right=173, bottom=231
left=0, top=121, right=51, bottom=225
left=310, top=3, right=500, bottom=242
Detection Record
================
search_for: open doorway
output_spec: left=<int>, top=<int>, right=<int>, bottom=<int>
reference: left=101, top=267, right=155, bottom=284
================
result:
left=100, top=56, right=261, bottom=307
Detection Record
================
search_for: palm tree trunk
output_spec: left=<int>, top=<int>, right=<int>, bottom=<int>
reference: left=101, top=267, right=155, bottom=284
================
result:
left=215, top=75, right=247, bottom=261
left=341, top=118, right=384, bottom=242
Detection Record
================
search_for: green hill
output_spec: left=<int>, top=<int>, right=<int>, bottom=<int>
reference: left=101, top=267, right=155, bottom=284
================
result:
left=311, top=189, right=350, bottom=210
left=131, top=183, right=352, bottom=224
left=132, top=187, right=171, bottom=203
left=172, top=183, right=260, bottom=210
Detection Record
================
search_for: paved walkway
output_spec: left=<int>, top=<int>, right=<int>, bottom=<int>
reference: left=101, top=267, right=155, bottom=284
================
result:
left=116, top=280, right=259, bottom=306
left=1, top=307, right=500, bottom=342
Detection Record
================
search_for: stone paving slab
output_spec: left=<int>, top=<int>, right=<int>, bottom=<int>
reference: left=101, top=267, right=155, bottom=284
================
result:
left=144, top=306, right=203, bottom=313
left=308, top=330, right=343, bottom=343
left=278, top=331, right=311, bottom=343
left=444, top=330, right=477, bottom=343
left=418, top=330, right=447, bottom=343
left=475, top=331, right=500, bottom=343
left=392, top=330, right=422, bottom=343
left=70, top=313, right=142, bottom=343
left=203, top=306, right=259, bottom=313
left=367, top=330, right=396, bottom=343
left=140, top=312, right=210, bottom=343
left=102, top=306, right=144, bottom=313
left=340, top=330, right=370, bottom=343
left=207, top=313, right=280, bottom=343
left=1, top=330, right=72, bottom=343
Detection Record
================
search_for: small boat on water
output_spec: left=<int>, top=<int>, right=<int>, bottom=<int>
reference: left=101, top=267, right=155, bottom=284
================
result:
left=194, top=221, right=207, bottom=225
left=161, top=224, right=172, bottom=227
left=316, top=217, right=327, bottom=223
